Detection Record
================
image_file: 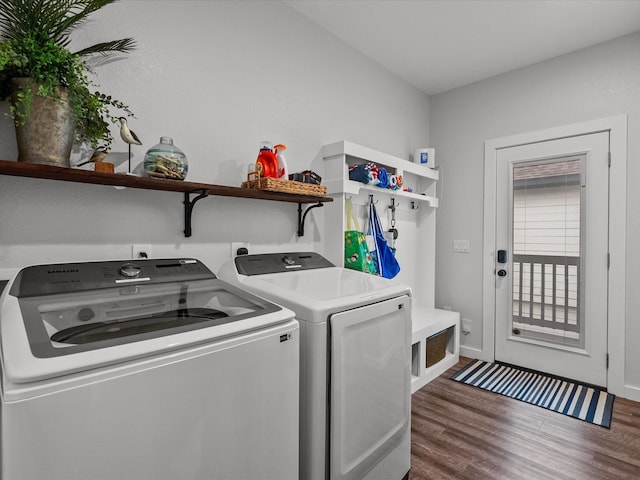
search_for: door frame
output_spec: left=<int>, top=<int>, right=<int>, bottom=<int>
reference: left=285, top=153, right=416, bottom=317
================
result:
left=483, top=115, right=627, bottom=396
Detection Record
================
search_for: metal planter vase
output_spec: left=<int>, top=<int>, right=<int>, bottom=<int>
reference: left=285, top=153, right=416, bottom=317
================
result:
left=11, top=78, right=75, bottom=168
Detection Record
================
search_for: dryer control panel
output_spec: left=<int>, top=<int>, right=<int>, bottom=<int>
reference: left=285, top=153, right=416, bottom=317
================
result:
left=235, top=252, right=334, bottom=276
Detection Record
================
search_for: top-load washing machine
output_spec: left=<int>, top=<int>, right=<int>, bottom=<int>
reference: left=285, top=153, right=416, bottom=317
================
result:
left=0, top=258, right=299, bottom=480
left=218, top=252, right=412, bottom=480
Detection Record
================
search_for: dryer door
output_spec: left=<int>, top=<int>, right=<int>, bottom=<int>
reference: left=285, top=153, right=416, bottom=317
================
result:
left=329, top=295, right=411, bottom=480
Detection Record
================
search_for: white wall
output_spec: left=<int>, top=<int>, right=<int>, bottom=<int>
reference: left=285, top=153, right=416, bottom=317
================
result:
left=430, top=33, right=640, bottom=391
left=0, top=1, right=429, bottom=275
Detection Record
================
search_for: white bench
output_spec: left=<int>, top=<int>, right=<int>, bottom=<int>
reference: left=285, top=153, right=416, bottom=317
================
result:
left=411, top=307, right=460, bottom=393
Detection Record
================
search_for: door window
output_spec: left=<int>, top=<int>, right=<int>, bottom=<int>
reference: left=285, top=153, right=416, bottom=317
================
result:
left=511, top=156, right=584, bottom=348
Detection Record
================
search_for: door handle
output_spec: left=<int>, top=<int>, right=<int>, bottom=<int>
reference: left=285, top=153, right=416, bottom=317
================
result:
left=497, top=250, right=507, bottom=264
left=497, top=269, right=507, bottom=277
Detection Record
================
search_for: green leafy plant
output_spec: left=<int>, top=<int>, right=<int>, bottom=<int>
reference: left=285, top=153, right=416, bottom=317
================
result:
left=0, top=0, right=136, bottom=148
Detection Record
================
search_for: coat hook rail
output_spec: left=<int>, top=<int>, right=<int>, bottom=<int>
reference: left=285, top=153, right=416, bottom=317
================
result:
left=297, top=202, right=324, bottom=237
left=183, top=189, right=209, bottom=237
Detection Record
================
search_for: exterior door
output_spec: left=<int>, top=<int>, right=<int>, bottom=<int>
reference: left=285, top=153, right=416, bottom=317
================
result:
left=494, top=132, right=609, bottom=387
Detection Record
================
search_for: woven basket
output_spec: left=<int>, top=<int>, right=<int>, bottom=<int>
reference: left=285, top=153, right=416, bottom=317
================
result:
left=426, top=329, right=449, bottom=368
left=242, top=177, right=327, bottom=196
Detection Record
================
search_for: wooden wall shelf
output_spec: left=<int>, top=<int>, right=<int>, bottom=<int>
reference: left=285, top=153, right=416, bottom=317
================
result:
left=0, top=160, right=332, bottom=237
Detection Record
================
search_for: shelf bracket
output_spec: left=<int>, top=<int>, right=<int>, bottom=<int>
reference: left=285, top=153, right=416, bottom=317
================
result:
left=297, top=202, right=324, bottom=237
left=183, top=189, right=209, bottom=237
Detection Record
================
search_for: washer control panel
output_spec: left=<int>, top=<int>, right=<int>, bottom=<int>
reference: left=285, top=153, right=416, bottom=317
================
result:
left=10, top=259, right=215, bottom=297
left=235, top=252, right=334, bottom=276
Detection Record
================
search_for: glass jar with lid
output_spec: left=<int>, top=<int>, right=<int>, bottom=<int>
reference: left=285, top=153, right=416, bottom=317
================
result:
left=144, top=137, right=188, bottom=180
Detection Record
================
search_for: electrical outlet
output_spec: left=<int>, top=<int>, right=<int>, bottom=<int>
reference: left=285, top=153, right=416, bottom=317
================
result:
left=462, top=318, right=472, bottom=334
left=231, top=242, right=250, bottom=258
left=132, top=244, right=151, bottom=259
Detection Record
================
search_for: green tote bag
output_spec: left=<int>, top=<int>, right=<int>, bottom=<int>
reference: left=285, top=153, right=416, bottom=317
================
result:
left=344, top=197, right=377, bottom=274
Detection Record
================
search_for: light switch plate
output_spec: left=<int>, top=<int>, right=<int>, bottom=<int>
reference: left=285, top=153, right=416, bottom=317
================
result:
left=453, top=239, right=470, bottom=253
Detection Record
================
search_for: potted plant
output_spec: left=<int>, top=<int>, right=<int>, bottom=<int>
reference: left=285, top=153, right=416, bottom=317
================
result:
left=0, top=0, right=135, bottom=167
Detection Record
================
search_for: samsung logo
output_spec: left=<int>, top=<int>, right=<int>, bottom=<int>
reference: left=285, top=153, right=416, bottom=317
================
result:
left=47, top=269, right=79, bottom=274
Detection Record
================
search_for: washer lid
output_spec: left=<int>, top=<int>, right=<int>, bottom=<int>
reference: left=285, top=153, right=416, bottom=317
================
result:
left=1, top=260, right=294, bottom=383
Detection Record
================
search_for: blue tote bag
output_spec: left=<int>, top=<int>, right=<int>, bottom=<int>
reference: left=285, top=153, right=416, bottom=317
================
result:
left=368, top=200, right=400, bottom=279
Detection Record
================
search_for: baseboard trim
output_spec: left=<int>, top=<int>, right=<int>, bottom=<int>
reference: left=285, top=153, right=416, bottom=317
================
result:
left=459, top=345, right=484, bottom=360
left=620, top=384, right=640, bottom=402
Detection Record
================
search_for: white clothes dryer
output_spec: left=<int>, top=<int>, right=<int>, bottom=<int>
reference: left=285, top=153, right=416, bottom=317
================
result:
left=218, top=252, right=412, bottom=480
left=0, top=258, right=299, bottom=480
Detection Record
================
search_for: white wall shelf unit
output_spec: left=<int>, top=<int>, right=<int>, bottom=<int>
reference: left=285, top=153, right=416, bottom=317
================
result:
left=319, top=141, right=459, bottom=392
left=320, top=141, right=441, bottom=276
left=322, top=140, right=439, bottom=207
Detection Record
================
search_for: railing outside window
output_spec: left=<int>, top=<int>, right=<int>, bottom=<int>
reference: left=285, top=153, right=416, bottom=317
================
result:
left=512, top=254, right=580, bottom=334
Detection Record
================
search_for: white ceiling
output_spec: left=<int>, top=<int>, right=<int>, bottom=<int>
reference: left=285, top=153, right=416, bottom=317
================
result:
left=285, top=0, right=640, bottom=96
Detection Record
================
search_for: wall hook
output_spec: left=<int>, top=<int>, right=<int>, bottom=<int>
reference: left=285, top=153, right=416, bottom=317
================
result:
left=369, top=194, right=378, bottom=205
left=410, top=201, right=419, bottom=210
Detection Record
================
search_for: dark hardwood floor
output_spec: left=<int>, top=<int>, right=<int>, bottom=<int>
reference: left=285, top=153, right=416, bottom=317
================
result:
left=410, top=357, right=640, bottom=480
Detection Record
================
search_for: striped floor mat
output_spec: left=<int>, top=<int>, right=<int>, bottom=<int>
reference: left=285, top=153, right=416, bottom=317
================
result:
left=451, top=359, right=615, bottom=428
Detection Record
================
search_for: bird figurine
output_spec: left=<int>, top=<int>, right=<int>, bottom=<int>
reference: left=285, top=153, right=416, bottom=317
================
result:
left=77, top=147, right=108, bottom=167
left=119, top=117, right=142, bottom=173
left=90, top=147, right=109, bottom=164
